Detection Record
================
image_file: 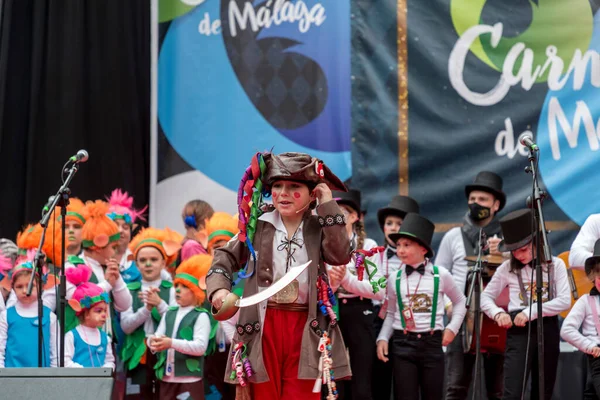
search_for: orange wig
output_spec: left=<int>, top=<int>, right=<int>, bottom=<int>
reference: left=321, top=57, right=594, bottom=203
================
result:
left=81, top=200, right=120, bottom=249
left=206, top=212, right=238, bottom=252
left=129, top=227, right=181, bottom=267
left=174, top=254, right=212, bottom=303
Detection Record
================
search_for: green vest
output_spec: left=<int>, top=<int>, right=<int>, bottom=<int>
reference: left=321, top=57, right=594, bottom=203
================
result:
left=122, top=280, right=172, bottom=375
left=154, top=307, right=208, bottom=380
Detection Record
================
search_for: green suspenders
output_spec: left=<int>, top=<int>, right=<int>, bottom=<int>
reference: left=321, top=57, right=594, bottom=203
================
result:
left=395, top=265, right=439, bottom=331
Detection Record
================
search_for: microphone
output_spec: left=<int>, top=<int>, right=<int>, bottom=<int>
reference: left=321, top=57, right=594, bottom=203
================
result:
left=69, top=149, right=89, bottom=163
left=520, top=135, right=538, bottom=152
left=42, top=195, right=56, bottom=216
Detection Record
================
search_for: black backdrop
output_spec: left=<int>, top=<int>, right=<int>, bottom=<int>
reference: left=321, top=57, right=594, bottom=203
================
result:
left=0, top=0, right=150, bottom=239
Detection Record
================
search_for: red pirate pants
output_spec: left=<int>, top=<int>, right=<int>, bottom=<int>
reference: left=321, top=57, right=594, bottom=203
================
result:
left=251, top=308, right=320, bottom=400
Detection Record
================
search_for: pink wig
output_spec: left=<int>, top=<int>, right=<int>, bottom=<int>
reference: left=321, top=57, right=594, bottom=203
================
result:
left=106, top=189, right=147, bottom=224
left=66, top=264, right=108, bottom=313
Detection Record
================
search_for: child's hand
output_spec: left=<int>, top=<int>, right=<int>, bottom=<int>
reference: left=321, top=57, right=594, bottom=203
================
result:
left=487, top=235, right=502, bottom=256
left=313, top=182, right=332, bottom=204
left=494, top=312, right=513, bottom=329
left=212, top=289, right=231, bottom=311
left=151, top=336, right=172, bottom=352
left=590, top=347, right=600, bottom=358
left=328, top=265, right=346, bottom=288
left=442, top=329, right=456, bottom=346
left=145, top=288, right=162, bottom=310
left=376, top=340, right=389, bottom=362
left=513, top=312, right=529, bottom=327
left=105, top=258, right=120, bottom=287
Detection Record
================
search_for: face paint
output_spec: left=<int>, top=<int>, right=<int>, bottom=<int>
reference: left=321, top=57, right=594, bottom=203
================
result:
left=175, top=288, right=181, bottom=294
left=293, top=192, right=301, bottom=199
left=272, top=192, right=278, bottom=199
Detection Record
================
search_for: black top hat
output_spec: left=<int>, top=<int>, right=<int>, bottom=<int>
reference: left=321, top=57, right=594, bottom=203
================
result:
left=388, top=213, right=435, bottom=258
left=465, top=171, right=506, bottom=211
left=377, top=196, right=420, bottom=231
left=585, top=239, right=600, bottom=276
left=332, top=190, right=361, bottom=215
left=498, top=209, right=534, bottom=252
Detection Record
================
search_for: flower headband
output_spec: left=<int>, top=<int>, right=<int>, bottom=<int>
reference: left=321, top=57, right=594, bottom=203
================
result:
left=107, top=212, right=132, bottom=225
left=68, top=292, right=111, bottom=313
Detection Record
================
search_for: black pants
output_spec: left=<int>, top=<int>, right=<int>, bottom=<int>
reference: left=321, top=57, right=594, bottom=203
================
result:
left=337, top=297, right=376, bottom=400
left=391, top=330, right=445, bottom=400
left=502, top=315, right=560, bottom=400
left=445, top=329, right=503, bottom=400
left=587, top=352, right=600, bottom=399
left=373, top=307, right=393, bottom=400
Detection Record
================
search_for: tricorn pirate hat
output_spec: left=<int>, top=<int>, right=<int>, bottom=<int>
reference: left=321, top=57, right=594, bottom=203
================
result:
left=263, top=152, right=347, bottom=192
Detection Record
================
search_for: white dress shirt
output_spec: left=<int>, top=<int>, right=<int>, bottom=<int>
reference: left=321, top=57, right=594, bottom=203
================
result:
left=0, top=300, right=58, bottom=367
left=561, top=294, right=600, bottom=354
left=258, top=210, right=310, bottom=304
left=64, top=324, right=115, bottom=369
left=570, top=214, right=600, bottom=269
left=149, top=305, right=211, bottom=383
left=372, top=245, right=402, bottom=307
left=435, top=227, right=470, bottom=294
left=480, top=257, right=571, bottom=321
left=120, top=279, right=176, bottom=336
left=330, top=237, right=385, bottom=301
left=377, top=262, right=467, bottom=342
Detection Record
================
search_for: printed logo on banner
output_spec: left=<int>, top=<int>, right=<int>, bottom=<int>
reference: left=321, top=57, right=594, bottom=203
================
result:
left=157, top=0, right=351, bottom=194
left=448, top=0, right=599, bottom=225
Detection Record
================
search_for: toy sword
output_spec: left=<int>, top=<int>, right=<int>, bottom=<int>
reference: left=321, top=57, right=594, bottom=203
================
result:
left=211, top=260, right=312, bottom=321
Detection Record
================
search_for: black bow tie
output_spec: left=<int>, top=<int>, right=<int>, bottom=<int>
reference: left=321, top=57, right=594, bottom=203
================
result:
left=591, top=287, right=600, bottom=296
left=406, top=264, right=425, bottom=276
left=386, top=247, right=396, bottom=259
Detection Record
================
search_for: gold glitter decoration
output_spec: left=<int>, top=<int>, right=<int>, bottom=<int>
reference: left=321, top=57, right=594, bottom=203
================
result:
left=397, top=0, right=409, bottom=196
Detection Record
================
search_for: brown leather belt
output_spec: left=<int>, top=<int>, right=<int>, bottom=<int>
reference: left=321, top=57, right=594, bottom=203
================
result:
left=267, top=301, right=309, bottom=312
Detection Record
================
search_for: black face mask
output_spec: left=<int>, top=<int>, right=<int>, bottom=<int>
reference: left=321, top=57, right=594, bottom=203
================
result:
left=469, top=202, right=491, bottom=221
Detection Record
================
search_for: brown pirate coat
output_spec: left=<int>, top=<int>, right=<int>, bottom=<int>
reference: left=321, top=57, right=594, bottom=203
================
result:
left=206, top=200, right=352, bottom=384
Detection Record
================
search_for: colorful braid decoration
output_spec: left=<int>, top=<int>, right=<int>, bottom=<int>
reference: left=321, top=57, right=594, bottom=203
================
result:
left=229, top=342, right=253, bottom=386
left=317, top=275, right=337, bottom=322
left=235, top=153, right=268, bottom=283
left=313, top=332, right=338, bottom=399
left=354, top=246, right=387, bottom=294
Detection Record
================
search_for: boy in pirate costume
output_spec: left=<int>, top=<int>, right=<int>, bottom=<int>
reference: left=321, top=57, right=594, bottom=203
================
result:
left=376, top=213, right=467, bottom=400
left=436, top=171, right=506, bottom=400
left=561, top=239, right=600, bottom=399
left=107, top=189, right=149, bottom=284
left=120, top=227, right=178, bottom=399
left=63, top=200, right=133, bottom=335
left=148, top=253, right=212, bottom=400
left=327, top=189, right=382, bottom=400
left=480, top=209, right=570, bottom=400
left=371, top=195, right=419, bottom=400
left=207, top=152, right=352, bottom=400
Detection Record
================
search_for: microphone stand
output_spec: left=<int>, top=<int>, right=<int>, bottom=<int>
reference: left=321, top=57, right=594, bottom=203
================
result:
left=524, top=148, right=551, bottom=400
left=27, top=161, right=80, bottom=367
left=465, top=228, right=486, bottom=400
